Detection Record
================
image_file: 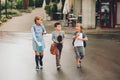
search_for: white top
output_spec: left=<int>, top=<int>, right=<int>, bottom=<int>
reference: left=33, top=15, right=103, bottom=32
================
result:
left=74, top=33, right=84, bottom=47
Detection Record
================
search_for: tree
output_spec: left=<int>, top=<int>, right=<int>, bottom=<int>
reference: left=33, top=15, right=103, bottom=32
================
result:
left=35, top=0, right=43, bottom=7
left=8, top=0, right=14, bottom=10
left=23, top=0, right=29, bottom=9
left=29, top=0, right=35, bottom=7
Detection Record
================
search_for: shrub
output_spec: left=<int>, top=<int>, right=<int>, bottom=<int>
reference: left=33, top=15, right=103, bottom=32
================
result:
left=45, top=3, right=58, bottom=16
left=1, top=9, right=22, bottom=17
left=1, top=16, right=7, bottom=22
left=29, top=0, right=35, bottom=7
left=15, top=0, right=23, bottom=9
left=51, top=3, right=57, bottom=13
left=45, top=5, right=51, bottom=16
left=0, top=20, right=2, bottom=25
left=35, top=0, right=43, bottom=7
left=1, top=2, right=16, bottom=10
left=19, top=7, right=32, bottom=13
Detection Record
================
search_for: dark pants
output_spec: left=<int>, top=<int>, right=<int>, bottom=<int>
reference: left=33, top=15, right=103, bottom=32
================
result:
left=56, top=43, right=63, bottom=66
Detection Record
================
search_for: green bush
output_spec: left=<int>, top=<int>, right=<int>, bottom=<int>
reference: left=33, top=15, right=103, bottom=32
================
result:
left=46, top=0, right=50, bottom=5
left=29, top=0, right=35, bottom=7
left=1, top=16, right=7, bottom=22
left=19, top=7, right=32, bottom=13
left=0, top=20, right=2, bottom=25
left=15, top=0, right=23, bottom=9
left=35, top=0, right=43, bottom=7
left=1, top=2, right=16, bottom=10
left=45, top=5, right=51, bottom=16
left=1, top=9, right=22, bottom=17
left=51, top=3, right=57, bottom=13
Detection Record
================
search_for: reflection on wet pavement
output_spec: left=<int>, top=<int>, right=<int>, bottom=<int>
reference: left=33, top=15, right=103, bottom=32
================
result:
left=0, top=32, right=120, bottom=80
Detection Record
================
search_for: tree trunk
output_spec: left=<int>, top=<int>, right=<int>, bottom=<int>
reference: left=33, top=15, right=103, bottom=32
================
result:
left=5, top=0, right=8, bottom=18
left=23, top=0, right=29, bottom=9
left=0, top=0, right=1, bottom=19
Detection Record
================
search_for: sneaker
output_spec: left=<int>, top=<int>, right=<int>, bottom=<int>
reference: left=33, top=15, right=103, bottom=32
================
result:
left=77, top=63, right=80, bottom=68
left=36, top=66, right=39, bottom=70
left=40, top=66, right=43, bottom=69
left=57, top=66, right=61, bottom=70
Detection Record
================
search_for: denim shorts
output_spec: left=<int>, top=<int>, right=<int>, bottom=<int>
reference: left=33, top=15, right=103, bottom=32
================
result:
left=74, top=46, right=85, bottom=58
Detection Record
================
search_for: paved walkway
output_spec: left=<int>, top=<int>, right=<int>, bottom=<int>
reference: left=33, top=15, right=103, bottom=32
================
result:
left=0, top=32, right=120, bottom=80
left=0, top=8, right=46, bottom=32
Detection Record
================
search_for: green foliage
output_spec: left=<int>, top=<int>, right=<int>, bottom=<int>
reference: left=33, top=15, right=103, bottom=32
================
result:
left=51, top=3, right=57, bottom=13
left=0, top=20, right=2, bottom=25
left=1, top=16, right=7, bottom=22
left=19, top=7, right=32, bottom=13
left=15, top=0, right=23, bottom=9
left=1, top=2, right=16, bottom=10
left=45, top=2, right=59, bottom=16
left=35, top=0, right=43, bottom=7
left=45, top=5, right=51, bottom=16
left=29, top=0, right=35, bottom=7
left=1, top=9, right=22, bottom=16
left=52, top=0, right=59, bottom=3
left=46, top=0, right=50, bottom=5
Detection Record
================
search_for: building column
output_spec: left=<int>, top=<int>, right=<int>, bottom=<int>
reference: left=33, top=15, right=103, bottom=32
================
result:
left=82, top=0, right=96, bottom=29
left=73, top=0, right=82, bottom=17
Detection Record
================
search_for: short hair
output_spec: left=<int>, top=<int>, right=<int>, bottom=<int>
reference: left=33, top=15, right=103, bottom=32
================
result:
left=54, top=22, right=61, bottom=27
left=34, top=16, right=42, bottom=23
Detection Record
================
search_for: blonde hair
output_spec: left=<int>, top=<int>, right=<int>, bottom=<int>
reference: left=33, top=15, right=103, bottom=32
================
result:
left=34, top=16, right=43, bottom=24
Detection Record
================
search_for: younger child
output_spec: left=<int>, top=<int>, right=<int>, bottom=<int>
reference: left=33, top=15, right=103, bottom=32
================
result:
left=72, top=23, right=88, bottom=68
left=52, top=22, right=65, bottom=70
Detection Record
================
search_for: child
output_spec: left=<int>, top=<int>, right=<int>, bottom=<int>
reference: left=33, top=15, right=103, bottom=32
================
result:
left=52, top=22, right=65, bottom=70
left=72, top=23, right=88, bottom=68
left=31, top=16, right=46, bottom=70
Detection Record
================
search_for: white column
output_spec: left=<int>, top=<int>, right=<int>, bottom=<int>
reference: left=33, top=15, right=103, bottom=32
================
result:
left=82, top=0, right=96, bottom=29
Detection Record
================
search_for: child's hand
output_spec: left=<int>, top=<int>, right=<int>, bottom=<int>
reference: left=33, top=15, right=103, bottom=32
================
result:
left=78, top=38, right=83, bottom=40
left=42, top=32, right=46, bottom=35
left=37, top=42, right=42, bottom=46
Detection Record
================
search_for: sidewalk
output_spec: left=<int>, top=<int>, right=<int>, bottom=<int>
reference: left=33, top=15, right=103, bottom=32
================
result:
left=0, top=7, right=120, bottom=35
left=0, top=8, right=46, bottom=32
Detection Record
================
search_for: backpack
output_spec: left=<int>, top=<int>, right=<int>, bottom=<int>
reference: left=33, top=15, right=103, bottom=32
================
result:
left=72, top=32, right=87, bottom=48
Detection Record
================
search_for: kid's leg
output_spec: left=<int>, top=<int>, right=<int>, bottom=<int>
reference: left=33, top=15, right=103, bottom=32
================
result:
left=35, top=51, right=39, bottom=70
left=39, top=51, right=44, bottom=69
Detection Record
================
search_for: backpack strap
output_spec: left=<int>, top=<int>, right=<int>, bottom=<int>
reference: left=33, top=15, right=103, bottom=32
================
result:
left=82, top=32, right=86, bottom=38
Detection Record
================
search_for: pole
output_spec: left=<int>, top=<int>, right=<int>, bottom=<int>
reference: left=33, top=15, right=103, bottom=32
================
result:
left=0, top=0, right=1, bottom=19
left=5, top=0, right=8, bottom=18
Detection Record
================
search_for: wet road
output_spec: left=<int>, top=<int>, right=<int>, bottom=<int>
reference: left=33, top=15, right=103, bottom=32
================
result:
left=0, top=32, right=120, bottom=80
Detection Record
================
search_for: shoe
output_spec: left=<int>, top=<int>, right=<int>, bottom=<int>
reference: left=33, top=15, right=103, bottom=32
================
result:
left=77, top=63, right=80, bottom=68
left=40, top=60, right=43, bottom=66
left=36, top=66, right=39, bottom=70
left=57, top=66, right=61, bottom=70
left=40, top=66, right=43, bottom=69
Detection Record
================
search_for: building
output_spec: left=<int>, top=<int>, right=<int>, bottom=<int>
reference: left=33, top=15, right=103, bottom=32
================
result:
left=73, top=0, right=120, bottom=29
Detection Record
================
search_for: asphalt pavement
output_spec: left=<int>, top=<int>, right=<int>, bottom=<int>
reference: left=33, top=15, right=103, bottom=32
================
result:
left=0, top=32, right=120, bottom=80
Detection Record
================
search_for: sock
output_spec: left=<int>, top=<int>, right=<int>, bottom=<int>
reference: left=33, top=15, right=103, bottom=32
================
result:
left=35, top=55, right=39, bottom=67
left=39, top=56, right=43, bottom=66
